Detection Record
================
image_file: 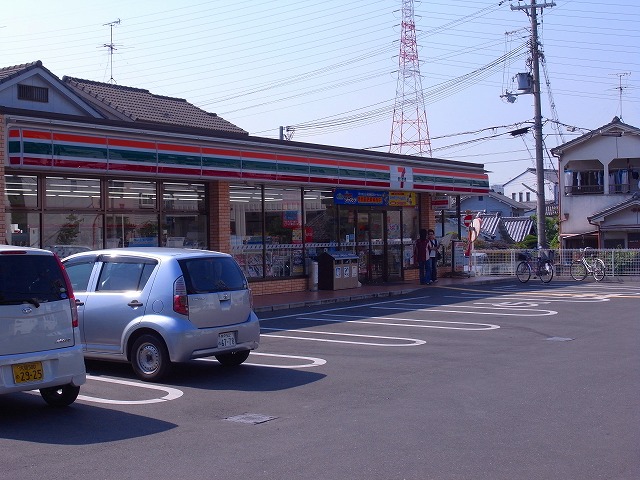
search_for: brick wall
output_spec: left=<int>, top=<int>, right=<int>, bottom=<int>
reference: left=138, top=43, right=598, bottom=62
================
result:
left=250, top=277, right=309, bottom=296
left=208, top=181, right=230, bottom=253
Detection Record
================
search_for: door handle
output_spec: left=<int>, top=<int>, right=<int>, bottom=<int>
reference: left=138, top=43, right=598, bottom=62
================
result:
left=75, top=299, right=84, bottom=306
left=127, top=300, right=144, bottom=308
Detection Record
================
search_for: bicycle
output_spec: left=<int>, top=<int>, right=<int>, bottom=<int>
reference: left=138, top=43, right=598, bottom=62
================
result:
left=570, top=247, right=606, bottom=282
left=515, top=250, right=554, bottom=283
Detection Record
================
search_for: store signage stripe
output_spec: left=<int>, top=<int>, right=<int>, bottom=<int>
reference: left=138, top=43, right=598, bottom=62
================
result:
left=21, top=130, right=52, bottom=140
left=54, top=159, right=108, bottom=170
left=53, top=132, right=108, bottom=145
left=106, top=137, right=156, bottom=150
left=202, top=157, right=242, bottom=169
left=202, top=169, right=242, bottom=179
left=10, top=128, right=489, bottom=194
left=157, top=143, right=200, bottom=154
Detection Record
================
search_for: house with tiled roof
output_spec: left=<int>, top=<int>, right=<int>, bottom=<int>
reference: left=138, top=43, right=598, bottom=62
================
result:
left=63, top=76, right=247, bottom=134
left=0, top=60, right=246, bottom=135
left=551, top=117, right=640, bottom=248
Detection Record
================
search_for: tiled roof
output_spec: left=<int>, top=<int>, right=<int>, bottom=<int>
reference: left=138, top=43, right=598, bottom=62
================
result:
left=478, top=213, right=500, bottom=238
left=0, top=60, right=45, bottom=83
left=501, top=217, right=534, bottom=243
left=63, top=76, right=247, bottom=135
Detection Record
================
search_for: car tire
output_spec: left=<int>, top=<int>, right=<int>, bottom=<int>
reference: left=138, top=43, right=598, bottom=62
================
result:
left=131, top=334, right=170, bottom=382
left=39, top=384, right=80, bottom=407
left=215, top=350, right=250, bottom=366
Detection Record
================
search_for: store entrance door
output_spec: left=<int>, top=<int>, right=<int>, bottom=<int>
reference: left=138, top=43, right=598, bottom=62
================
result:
left=356, top=210, right=386, bottom=283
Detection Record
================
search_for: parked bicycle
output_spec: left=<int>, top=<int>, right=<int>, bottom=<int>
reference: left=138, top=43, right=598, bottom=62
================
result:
left=570, top=247, right=606, bottom=282
left=515, top=250, right=554, bottom=283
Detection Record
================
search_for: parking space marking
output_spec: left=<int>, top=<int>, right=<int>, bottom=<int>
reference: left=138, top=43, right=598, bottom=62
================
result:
left=299, top=314, right=499, bottom=331
left=447, top=293, right=607, bottom=304
left=76, top=375, right=184, bottom=405
left=196, top=352, right=327, bottom=369
left=261, top=328, right=426, bottom=346
left=377, top=304, right=557, bottom=317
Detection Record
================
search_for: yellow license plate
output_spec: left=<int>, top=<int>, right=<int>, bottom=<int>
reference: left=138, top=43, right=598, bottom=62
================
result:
left=12, top=361, right=44, bottom=384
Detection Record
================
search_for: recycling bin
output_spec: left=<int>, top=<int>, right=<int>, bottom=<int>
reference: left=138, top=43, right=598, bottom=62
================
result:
left=317, top=251, right=359, bottom=290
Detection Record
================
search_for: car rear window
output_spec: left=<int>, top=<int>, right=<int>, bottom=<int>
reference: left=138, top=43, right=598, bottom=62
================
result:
left=180, top=257, right=247, bottom=293
left=0, top=255, right=69, bottom=304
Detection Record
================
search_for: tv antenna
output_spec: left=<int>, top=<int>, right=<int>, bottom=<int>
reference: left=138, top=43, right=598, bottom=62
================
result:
left=103, top=19, right=121, bottom=84
left=610, top=72, right=631, bottom=122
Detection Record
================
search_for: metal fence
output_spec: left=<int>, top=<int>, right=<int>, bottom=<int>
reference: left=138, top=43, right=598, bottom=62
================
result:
left=465, top=248, right=640, bottom=278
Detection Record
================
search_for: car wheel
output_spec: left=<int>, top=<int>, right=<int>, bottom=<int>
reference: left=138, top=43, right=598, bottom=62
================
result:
left=39, top=384, right=80, bottom=407
left=131, top=334, right=170, bottom=382
left=215, top=350, right=250, bottom=366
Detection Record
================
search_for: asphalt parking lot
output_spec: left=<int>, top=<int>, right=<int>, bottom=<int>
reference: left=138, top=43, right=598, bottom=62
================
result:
left=1, top=280, right=639, bottom=480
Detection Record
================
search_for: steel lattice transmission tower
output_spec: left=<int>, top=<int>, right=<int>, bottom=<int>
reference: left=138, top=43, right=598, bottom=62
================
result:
left=389, top=0, right=432, bottom=156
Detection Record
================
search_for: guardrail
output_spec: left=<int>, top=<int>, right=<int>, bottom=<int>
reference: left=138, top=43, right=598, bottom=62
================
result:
left=469, top=248, right=640, bottom=278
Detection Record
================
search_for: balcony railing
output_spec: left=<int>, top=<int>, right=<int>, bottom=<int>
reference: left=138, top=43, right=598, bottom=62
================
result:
left=564, top=185, right=604, bottom=195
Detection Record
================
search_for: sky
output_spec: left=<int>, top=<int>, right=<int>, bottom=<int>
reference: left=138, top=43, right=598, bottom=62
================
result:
left=1, top=0, right=638, bottom=186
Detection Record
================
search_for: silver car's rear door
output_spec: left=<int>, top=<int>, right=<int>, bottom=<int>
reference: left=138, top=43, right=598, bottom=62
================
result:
left=0, top=253, right=75, bottom=355
left=73, top=255, right=157, bottom=355
left=180, top=256, right=252, bottom=329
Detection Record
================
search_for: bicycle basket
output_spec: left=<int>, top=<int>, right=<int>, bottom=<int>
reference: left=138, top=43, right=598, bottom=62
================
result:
left=517, top=252, right=530, bottom=261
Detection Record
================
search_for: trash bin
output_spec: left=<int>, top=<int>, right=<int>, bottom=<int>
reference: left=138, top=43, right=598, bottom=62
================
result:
left=317, top=251, right=359, bottom=290
left=308, top=259, right=318, bottom=291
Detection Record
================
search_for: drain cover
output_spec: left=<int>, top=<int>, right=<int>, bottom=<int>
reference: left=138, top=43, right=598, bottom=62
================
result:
left=225, top=413, right=277, bottom=425
left=546, top=336, right=574, bottom=342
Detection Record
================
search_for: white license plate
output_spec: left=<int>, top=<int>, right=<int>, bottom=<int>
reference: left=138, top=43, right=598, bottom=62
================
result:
left=218, top=332, right=236, bottom=348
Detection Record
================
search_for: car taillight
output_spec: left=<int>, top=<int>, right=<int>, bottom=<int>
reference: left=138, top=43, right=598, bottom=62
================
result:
left=55, top=255, right=79, bottom=328
left=173, top=276, right=189, bottom=316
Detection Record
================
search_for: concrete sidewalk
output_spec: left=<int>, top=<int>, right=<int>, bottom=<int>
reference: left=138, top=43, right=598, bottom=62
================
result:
left=253, top=275, right=512, bottom=312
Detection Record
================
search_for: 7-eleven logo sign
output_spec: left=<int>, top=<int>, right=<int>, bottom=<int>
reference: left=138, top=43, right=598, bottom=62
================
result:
left=390, top=166, right=413, bottom=190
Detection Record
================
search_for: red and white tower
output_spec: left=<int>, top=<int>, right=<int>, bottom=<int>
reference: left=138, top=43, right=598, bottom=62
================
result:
left=389, top=0, right=432, bottom=157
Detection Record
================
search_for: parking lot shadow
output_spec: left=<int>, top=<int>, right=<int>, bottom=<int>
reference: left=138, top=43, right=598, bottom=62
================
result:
left=0, top=394, right=177, bottom=445
left=85, top=359, right=326, bottom=392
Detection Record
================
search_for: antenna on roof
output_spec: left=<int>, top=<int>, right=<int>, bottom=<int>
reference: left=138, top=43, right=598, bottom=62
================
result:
left=103, top=19, right=121, bottom=84
left=609, top=72, right=631, bottom=122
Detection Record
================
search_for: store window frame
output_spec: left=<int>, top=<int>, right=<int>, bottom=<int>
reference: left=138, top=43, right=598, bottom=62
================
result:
left=4, top=172, right=208, bottom=251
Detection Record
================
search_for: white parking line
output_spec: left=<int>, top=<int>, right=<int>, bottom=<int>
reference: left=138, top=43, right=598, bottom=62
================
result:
left=452, top=293, right=610, bottom=303
left=261, top=328, right=426, bottom=346
left=76, top=375, right=184, bottom=405
left=299, top=314, right=499, bottom=330
left=376, top=304, right=558, bottom=316
left=196, top=352, right=327, bottom=369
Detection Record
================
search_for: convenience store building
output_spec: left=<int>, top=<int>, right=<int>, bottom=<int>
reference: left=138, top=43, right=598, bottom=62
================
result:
left=0, top=61, right=489, bottom=295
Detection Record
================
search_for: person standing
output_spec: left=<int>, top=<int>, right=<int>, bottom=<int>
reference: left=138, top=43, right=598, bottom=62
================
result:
left=427, top=229, right=439, bottom=283
left=414, top=229, right=431, bottom=285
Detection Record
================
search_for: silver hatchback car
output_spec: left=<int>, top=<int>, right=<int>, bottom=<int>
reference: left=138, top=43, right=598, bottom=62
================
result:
left=62, top=248, right=260, bottom=381
left=0, top=246, right=86, bottom=406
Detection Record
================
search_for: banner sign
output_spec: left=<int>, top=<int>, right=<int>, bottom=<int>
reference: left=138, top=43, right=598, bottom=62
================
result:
left=334, top=189, right=416, bottom=207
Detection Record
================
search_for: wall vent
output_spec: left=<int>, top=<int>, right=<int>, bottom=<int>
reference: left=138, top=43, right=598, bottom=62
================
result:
left=18, top=84, right=49, bottom=103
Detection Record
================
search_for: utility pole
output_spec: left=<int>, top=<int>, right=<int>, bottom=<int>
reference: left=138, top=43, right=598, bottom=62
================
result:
left=511, top=0, right=554, bottom=248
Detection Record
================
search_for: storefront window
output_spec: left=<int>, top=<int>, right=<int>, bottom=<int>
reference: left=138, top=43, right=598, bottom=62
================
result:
left=106, top=213, right=158, bottom=247
left=5, top=175, right=38, bottom=208
left=264, top=187, right=303, bottom=277
left=6, top=212, right=39, bottom=247
left=42, top=213, right=104, bottom=252
left=45, top=177, right=101, bottom=209
left=403, top=206, right=419, bottom=267
left=230, top=184, right=264, bottom=278
left=162, top=182, right=206, bottom=248
left=162, top=182, right=205, bottom=212
left=304, top=188, right=337, bottom=262
left=108, top=179, right=157, bottom=210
